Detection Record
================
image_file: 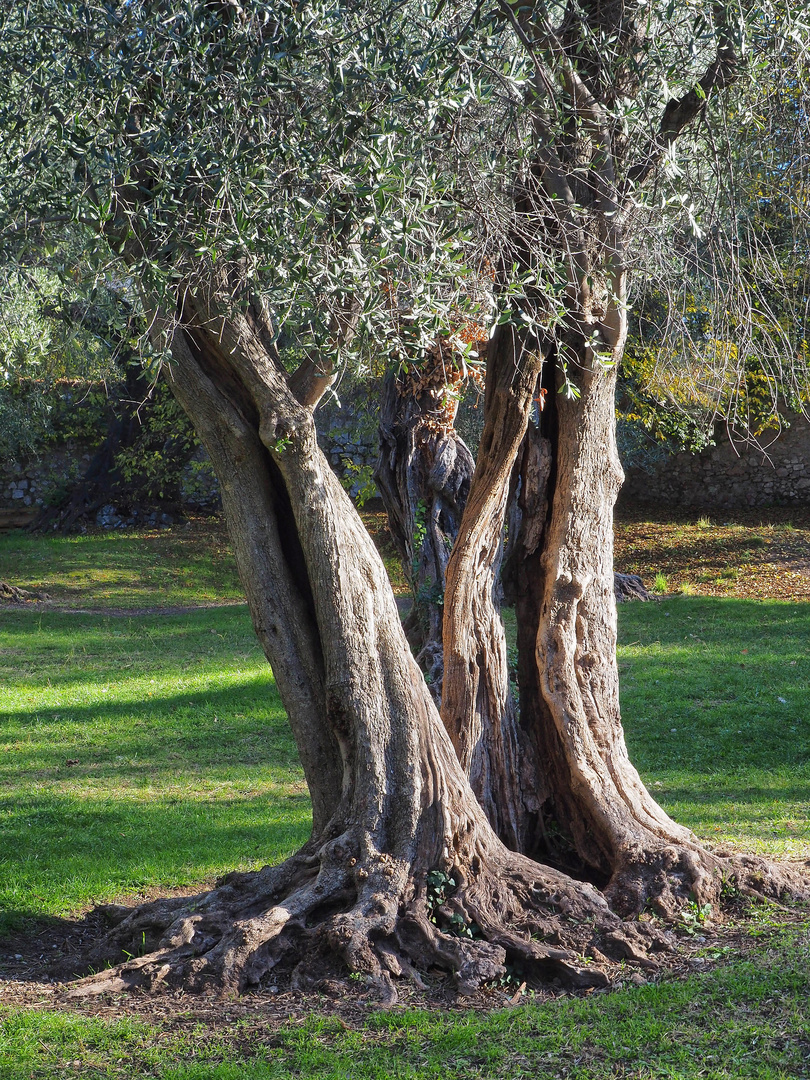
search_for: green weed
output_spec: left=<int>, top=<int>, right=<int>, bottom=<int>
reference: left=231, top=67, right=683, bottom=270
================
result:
left=652, top=572, right=668, bottom=593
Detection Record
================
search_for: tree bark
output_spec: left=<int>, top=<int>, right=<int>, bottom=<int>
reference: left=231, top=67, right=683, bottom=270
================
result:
left=527, top=355, right=718, bottom=913
left=496, top=342, right=789, bottom=918
left=375, top=354, right=474, bottom=700
left=379, top=331, right=649, bottom=853
left=441, top=324, right=543, bottom=851
left=67, top=289, right=694, bottom=1002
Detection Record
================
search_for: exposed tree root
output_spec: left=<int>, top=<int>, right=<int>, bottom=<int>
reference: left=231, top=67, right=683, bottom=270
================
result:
left=605, top=841, right=809, bottom=924
left=59, top=826, right=810, bottom=1004
left=0, top=581, right=51, bottom=604
left=613, top=572, right=650, bottom=603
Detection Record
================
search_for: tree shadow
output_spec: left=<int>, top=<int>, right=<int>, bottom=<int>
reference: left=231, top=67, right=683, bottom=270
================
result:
left=0, top=791, right=312, bottom=941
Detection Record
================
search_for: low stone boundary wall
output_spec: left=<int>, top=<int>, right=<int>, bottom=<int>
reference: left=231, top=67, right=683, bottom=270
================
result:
left=622, top=413, right=810, bottom=509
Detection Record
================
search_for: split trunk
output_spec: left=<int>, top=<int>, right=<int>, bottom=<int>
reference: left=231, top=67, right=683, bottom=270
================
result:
left=68, top=290, right=805, bottom=1002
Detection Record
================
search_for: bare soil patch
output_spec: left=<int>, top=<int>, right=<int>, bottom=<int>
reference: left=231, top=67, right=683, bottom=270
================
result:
left=1, top=893, right=805, bottom=1033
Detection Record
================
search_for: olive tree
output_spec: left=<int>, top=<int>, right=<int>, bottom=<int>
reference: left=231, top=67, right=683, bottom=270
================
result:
left=1, top=0, right=805, bottom=1000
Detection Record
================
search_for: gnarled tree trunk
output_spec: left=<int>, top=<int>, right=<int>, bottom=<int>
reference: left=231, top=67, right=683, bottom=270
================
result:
left=67, top=288, right=694, bottom=1003
left=440, top=323, right=543, bottom=852
left=375, top=352, right=474, bottom=699
left=519, top=349, right=716, bottom=915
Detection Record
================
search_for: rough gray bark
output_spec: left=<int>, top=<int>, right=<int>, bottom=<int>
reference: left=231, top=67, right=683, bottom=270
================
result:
left=614, top=573, right=650, bottom=603
left=66, top=285, right=703, bottom=1002
left=375, top=355, right=474, bottom=699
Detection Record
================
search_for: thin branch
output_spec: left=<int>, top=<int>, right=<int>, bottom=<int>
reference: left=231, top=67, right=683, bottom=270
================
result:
left=626, top=2, right=740, bottom=190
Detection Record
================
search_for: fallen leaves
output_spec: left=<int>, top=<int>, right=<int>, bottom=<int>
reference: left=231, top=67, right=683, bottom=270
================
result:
left=614, top=507, right=810, bottom=601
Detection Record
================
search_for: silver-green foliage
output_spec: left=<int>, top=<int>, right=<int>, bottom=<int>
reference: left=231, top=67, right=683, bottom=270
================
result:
left=1, top=2, right=808, bottom=401
left=0, top=1, right=498, bottom=371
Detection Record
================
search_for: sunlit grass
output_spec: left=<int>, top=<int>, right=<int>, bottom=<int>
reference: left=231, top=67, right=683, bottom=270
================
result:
left=0, top=519, right=243, bottom=609
left=3, top=554, right=809, bottom=933
left=1, top=923, right=809, bottom=1077
left=2, top=529, right=810, bottom=1078
left=618, top=595, right=810, bottom=860
left=0, top=607, right=309, bottom=929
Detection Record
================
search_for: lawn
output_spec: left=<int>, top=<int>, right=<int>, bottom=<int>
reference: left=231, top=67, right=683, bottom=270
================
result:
left=1, top=927, right=809, bottom=1078
left=1, top=516, right=809, bottom=1078
left=0, top=607, right=309, bottom=930
left=0, top=518, right=244, bottom=609
left=618, top=596, right=810, bottom=860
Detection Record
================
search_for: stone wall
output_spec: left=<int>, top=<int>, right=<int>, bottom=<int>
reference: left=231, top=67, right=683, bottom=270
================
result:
left=1, top=447, right=87, bottom=512
left=316, top=383, right=381, bottom=502
left=12, top=381, right=806, bottom=520
left=0, top=413, right=376, bottom=525
left=622, top=413, right=810, bottom=508
left=0, top=443, right=220, bottom=528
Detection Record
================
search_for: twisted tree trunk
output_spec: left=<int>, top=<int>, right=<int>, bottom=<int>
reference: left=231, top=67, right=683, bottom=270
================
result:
left=375, top=353, right=474, bottom=699
left=514, top=349, right=720, bottom=916
left=67, top=288, right=696, bottom=1003
left=440, top=324, right=543, bottom=852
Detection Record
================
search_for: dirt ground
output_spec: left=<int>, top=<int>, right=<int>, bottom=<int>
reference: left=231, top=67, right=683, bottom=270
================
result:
left=614, top=503, right=810, bottom=601
left=1, top=896, right=806, bottom=1033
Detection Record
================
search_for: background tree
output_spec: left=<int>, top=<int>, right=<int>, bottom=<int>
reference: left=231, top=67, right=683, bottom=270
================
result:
left=438, top=0, right=810, bottom=883
left=1, top=0, right=806, bottom=1001
left=0, top=243, right=205, bottom=530
left=375, top=333, right=484, bottom=700
left=620, top=45, right=810, bottom=458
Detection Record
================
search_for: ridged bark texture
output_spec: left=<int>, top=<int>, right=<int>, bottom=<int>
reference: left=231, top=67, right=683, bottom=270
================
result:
left=441, top=324, right=543, bottom=851
left=63, top=290, right=715, bottom=1003
left=375, top=358, right=474, bottom=699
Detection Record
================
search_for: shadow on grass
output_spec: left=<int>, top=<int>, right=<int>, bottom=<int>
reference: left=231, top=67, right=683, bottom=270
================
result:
left=1, top=684, right=299, bottom=776
left=0, top=789, right=311, bottom=937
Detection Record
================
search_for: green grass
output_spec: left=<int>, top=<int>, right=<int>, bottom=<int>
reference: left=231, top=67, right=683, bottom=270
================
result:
left=0, top=606, right=309, bottom=930
left=0, top=521, right=244, bottom=608
left=618, top=596, right=810, bottom=859
left=2, top=542, right=809, bottom=928
left=651, top=571, right=668, bottom=594
left=1, top=922, right=809, bottom=1077
left=2, top=528, right=810, bottom=1078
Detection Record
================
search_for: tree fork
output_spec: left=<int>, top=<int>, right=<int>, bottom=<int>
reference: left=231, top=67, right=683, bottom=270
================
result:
left=61, top=298, right=729, bottom=1002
